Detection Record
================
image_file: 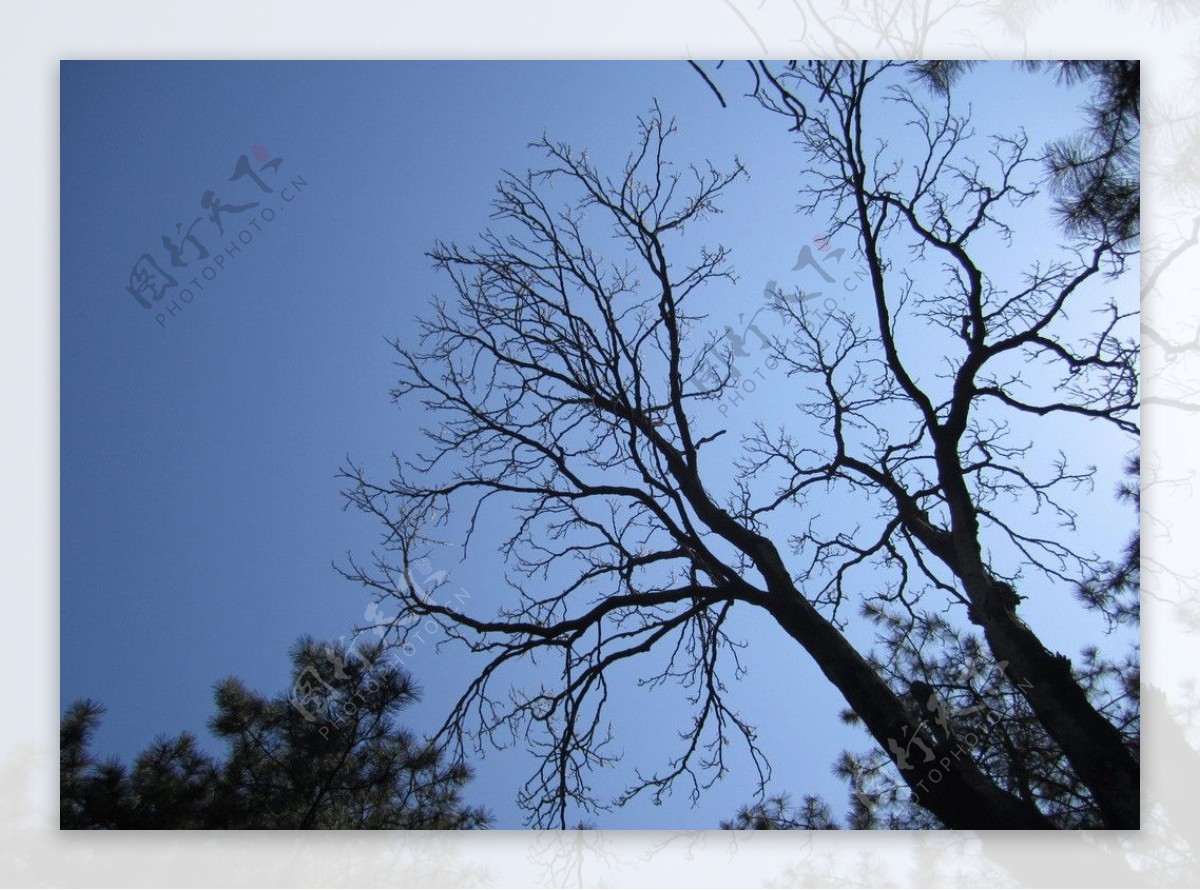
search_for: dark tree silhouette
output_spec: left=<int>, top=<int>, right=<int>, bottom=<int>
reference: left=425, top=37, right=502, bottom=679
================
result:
left=706, top=59, right=1141, bottom=830
left=60, top=637, right=489, bottom=829
left=341, top=62, right=1138, bottom=829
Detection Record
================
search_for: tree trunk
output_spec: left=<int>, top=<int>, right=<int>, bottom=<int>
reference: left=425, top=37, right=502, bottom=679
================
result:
left=765, top=589, right=1053, bottom=829
left=967, top=579, right=1140, bottom=828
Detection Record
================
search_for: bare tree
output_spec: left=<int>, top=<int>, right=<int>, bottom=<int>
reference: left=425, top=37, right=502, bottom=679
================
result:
left=707, top=60, right=1140, bottom=828
left=341, top=63, right=1138, bottom=829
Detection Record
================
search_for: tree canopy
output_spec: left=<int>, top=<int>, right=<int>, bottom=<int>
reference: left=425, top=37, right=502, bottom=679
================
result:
left=340, top=61, right=1139, bottom=829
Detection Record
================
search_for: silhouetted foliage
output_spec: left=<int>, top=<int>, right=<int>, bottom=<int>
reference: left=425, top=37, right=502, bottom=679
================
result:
left=60, top=638, right=489, bottom=829
left=911, top=60, right=1139, bottom=248
left=721, top=793, right=838, bottom=830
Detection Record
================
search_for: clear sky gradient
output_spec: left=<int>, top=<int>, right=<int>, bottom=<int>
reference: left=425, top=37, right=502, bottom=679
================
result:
left=61, top=61, right=1136, bottom=829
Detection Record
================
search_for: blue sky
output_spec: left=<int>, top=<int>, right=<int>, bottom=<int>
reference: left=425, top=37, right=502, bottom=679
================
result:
left=61, top=61, right=1136, bottom=829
